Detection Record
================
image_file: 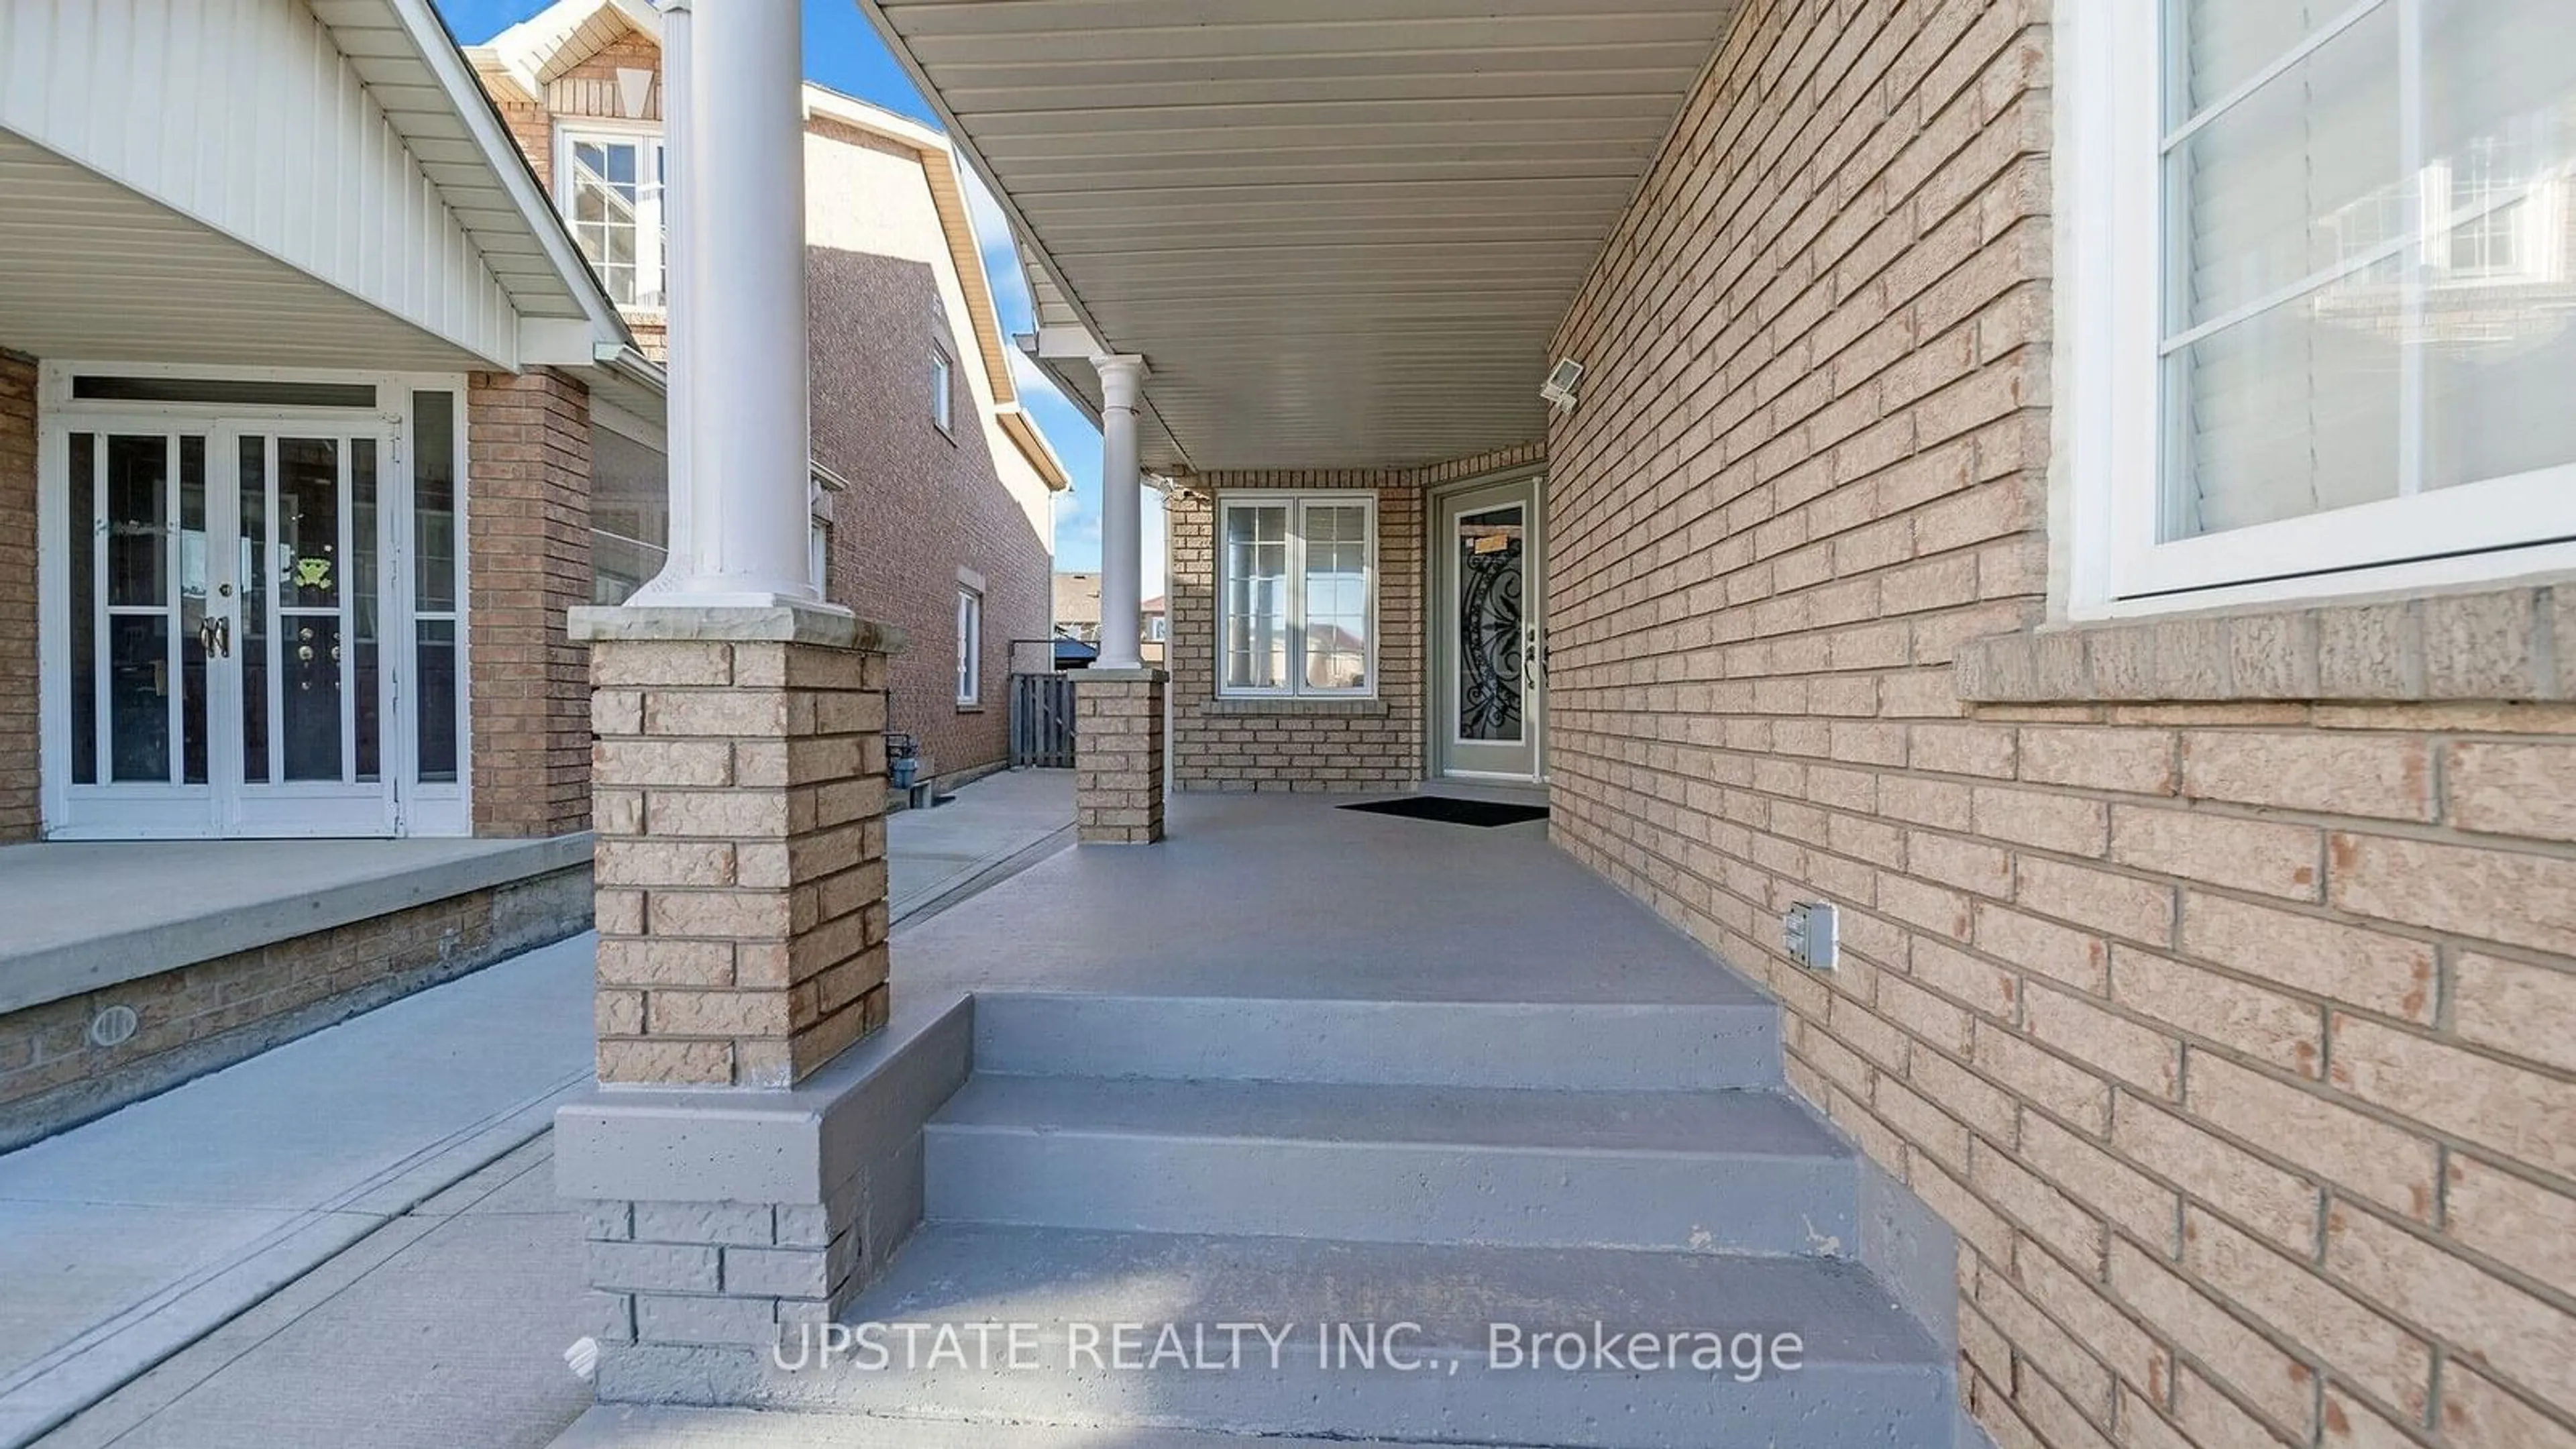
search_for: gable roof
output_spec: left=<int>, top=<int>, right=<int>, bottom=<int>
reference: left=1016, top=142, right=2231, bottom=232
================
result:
left=468, top=0, right=661, bottom=103
left=803, top=86, right=1070, bottom=492
left=462, top=0, right=1063, bottom=488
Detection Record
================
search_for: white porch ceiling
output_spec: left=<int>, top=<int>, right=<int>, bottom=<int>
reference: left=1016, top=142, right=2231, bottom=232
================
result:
left=0, top=129, right=493, bottom=371
left=859, top=0, right=1741, bottom=472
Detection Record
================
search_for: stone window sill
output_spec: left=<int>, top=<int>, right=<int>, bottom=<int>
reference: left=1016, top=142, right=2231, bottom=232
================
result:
left=1953, top=584, right=2570, bottom=704
left=1203, top=696, right=1390, bottom=718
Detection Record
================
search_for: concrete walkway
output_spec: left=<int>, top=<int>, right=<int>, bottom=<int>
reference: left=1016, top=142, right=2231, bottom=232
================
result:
left=12, top=768, right=1073, bottom=1449
left=887, top=767, right=1075, bottom=921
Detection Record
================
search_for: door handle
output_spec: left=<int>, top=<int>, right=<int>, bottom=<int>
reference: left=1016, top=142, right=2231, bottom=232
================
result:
left=197, top=616, right=231, bottom=659
left=1524, top=625, right=1548, bottom=682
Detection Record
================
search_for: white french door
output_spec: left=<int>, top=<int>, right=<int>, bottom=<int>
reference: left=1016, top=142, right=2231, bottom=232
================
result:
left=52, top=418, right=401, bottom=837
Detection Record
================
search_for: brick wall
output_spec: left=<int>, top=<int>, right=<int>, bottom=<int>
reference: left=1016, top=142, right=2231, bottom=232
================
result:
left=1546, top=3, right=2576, bottom=1448
left=0, top=352, right=36, bottom=841
left=0, top=865, right=590, bottom=1150
left=1168, top=443, right=1542, bottom=792
left=469, top=370, right=595, bottom=837
left=807, top=119, right=1055, bottom=784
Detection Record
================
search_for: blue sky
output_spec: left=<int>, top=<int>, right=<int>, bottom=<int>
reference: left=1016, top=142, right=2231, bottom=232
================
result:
left=435, top=0, right=1149, bottom=585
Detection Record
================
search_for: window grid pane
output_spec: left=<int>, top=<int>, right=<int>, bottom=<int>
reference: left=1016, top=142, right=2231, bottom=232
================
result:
left=2161, top=0, right=2576, bottom=546
left=1219, top=499, right=1370, bottom=697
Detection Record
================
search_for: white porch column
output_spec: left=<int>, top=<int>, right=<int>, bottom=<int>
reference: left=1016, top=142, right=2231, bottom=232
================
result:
left=641, top=0, right=823, bottom=607
left=1093, top=355, right=1148, bottom=669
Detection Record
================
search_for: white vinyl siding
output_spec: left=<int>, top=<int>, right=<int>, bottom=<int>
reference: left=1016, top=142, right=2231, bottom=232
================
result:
left=0, top=0, right=523, bottom=367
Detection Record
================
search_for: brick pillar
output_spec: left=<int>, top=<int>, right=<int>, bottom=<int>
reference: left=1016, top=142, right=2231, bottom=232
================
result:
left=1075, top=668, right=1166, bottom=843
left=575, top=605, right=900, bottom=1088
left=468, top=370, right=594, bottom=838
left=0, top=352, right=38, bottom=841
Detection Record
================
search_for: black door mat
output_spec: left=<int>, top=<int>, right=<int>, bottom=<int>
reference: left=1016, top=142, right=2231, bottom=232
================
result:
left=1339, top=795, right=1550, bottom=828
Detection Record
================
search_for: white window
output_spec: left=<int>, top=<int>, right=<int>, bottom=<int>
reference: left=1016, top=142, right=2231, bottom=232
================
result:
left=1217, top=494, right=1375, bottom=696
left=931, top=350, right=955, bottom=435
left=560, top=128, right=666, bottom=309
left=2063, top=1, right=2576, bottom=615
left=955, top=587, right=981, bottom=705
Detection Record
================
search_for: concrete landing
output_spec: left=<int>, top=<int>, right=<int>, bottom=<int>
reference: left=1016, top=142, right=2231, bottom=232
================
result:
left=898, top=791, right=1759, bottom=1004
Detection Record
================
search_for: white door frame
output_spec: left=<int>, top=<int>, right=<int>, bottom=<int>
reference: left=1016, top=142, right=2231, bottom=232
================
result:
left=1428, top=468, right=1548, bottom=782
left=36, top=364, right=474, bottom=839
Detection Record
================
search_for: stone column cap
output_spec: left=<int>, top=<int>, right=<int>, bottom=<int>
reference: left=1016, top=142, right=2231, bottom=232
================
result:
left=571, top=602, right=906, bottom=655
left=1075, top=667, right=1169, bottom=683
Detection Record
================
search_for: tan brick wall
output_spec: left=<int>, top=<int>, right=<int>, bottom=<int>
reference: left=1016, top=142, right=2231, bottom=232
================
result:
left=469, top=370, right=594, bottom=837
left=0, top=352, right=37, bottom=841
left=1546, top=3, right=2576, bottom=1448
left=1075, top=672, right=1165, bottom=843
left=1167, top=443, right=1542, bottom=792
left=0, top=865, right=590, bottom=1149
left=589, top=633, right=892, bottom=1087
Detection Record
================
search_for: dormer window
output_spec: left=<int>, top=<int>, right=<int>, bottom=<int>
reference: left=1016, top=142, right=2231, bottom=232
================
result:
left=560, top=126, right=667, bottom=309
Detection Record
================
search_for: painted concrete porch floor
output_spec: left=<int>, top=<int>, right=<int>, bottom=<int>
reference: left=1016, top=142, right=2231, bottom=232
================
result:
left=897, top=789, right=1759, bottom=1006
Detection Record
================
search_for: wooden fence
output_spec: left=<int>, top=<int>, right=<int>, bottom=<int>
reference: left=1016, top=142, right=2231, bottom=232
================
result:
left=1010, top=672, right=1077, bottom=768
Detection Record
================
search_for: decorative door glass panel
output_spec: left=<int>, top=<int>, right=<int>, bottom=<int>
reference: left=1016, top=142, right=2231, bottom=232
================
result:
left=1456, top=504, right=1525, bottom=743
left=412, top=392, right=462, bottom=784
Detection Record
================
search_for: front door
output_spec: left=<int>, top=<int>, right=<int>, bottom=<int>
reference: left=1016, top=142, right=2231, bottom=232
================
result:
left=54, top=421, right=398, bottom=837
left=1434, top=475, right=1547, bottom=780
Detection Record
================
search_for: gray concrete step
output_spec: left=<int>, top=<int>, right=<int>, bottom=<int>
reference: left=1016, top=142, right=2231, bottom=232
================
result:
left=969, top=992, right=1782, bottom=1089
left=551, top=1404, right=1488, bottom=1447
left=761, top=1224, right=1952, bottom=1449
left=926, top=1075, right=1859, bottom=1256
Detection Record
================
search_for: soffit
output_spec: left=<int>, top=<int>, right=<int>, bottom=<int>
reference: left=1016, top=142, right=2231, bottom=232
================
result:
left=0, top=129, right=491, bottom=371
left=861, top=0, right=1740, bottom=472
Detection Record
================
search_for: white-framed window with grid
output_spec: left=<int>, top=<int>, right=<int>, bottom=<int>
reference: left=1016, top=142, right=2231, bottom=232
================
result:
left=557, top=125, right=667, bottom=309
left=1216, top=494, right=1376, bottom=697
left=2060, top=0, right=2576, bottom=616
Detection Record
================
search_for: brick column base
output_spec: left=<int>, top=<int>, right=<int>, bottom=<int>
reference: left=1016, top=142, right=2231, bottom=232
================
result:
left=572, top=603, right=904, bottom=1089
left=1075, top=668, right=1167, bottom=844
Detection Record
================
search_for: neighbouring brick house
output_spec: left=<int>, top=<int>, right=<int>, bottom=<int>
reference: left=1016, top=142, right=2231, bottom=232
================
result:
left=0, top=0, right=652, bottom=1142
left=470, top=0, right=1069, bottom=788
left=858, top=2, right=2576, bottom=1446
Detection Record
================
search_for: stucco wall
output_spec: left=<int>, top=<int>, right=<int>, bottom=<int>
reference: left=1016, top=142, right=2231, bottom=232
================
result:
left=1546, top=3, right=2576, bottom=1448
